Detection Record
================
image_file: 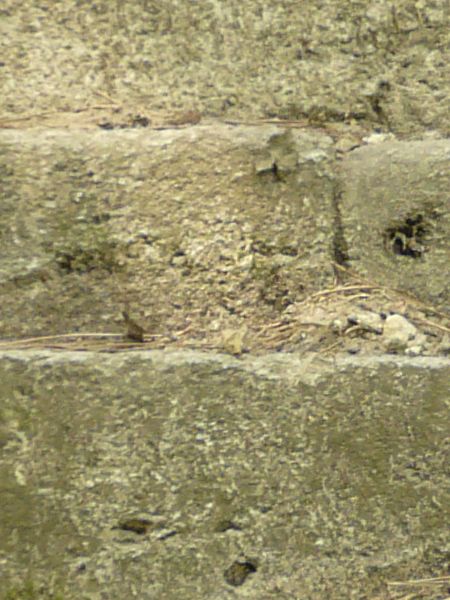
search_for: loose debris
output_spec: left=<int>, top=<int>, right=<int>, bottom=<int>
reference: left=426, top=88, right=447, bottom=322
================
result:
left=0, top=267, right=448, bottom=356
left=382, top=574, right=450, bottom=600
left=122, top=310, right=145, bottom=343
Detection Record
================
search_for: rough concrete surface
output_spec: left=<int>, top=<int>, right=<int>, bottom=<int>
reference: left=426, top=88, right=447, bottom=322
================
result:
left=0, top=125, right=336, bottom=339
left=0, top=1, right=449, bottom=599
left=0, top=350, right=449, bottom=600
left=0, top=0, right=449, bottom=136
left=340, top=137, right=450, bottom=312
left=0, top=129, right=449, bottom=355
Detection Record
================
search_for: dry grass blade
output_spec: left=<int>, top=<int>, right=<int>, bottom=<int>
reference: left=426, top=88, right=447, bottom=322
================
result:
left=0, top=332, right=120, bottom=347
left=409, top=316, right=450, bottom=334
left=319, top=339, right=344, bottom=353
left=333, top=263, right=449, bottom=320
left=309, top=284, right=380, bottom=300
left=0, top=104, right=119, bottom=127
left=0, top=331, right=171, bottom=351
left=387, top=575, right=450, bottom=586
left=0, top=262, right=447, bottom=354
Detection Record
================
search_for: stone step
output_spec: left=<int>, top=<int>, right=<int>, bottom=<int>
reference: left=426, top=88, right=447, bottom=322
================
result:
left=0, top=124, right=336, bottom=339
left=1, top=127, right=448, bottom=345
left=341, top=136, right=450, bottom=312
left=0, top=350, right=448, bottom=599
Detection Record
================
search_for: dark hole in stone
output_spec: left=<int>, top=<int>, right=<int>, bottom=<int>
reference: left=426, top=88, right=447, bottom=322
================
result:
left=384, top=214, right=426, bottom=258
left=251, top=240, right=273, bottom=256
left=131, top=114, right=150, bottom=128
left=215, top=519, right=242, bottom=533
left=280, top=245, right=298, bottom=256
left=114, top=518, right=152, bottom=535
left=257, top=161, right=282, bottom=181
left=98, top=121, right=115, bottom=130
left=92, top=213, right=111, bottom=224
left=271, top=161, right=282, bottom=181
left=55, top=252, right=76, bottom=273
left=158, top=530, right=178, bottom=541
left=224, top=560, right=258, bottom=587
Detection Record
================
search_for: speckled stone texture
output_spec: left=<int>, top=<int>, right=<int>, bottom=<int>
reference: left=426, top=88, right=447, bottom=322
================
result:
left=0, top=125, right=336, bottom=338
left=1, top=1, right=449, bottom=598
left=0, top=351, right=448, bottom=599
left=340, top=137, right=450, bottom=312
left=0, top=1, right=449, bottom=136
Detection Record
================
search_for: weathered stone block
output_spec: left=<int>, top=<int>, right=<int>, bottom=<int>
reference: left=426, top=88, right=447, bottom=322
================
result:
left=0, top=125, right=335, bottom=337
left=0, top=350, right=448, bottom=599
left=340, top=139, right=450, bottom=312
